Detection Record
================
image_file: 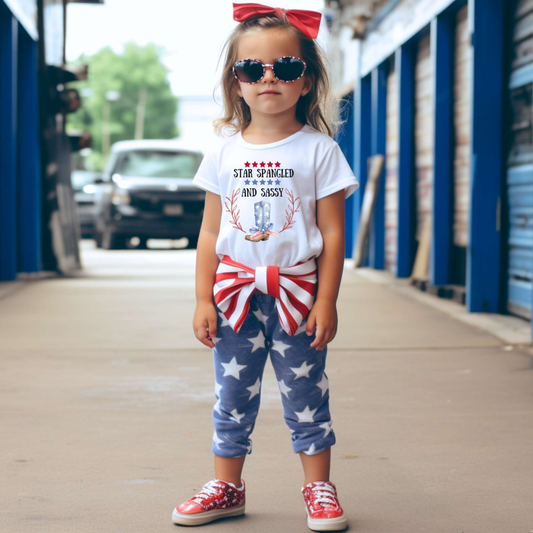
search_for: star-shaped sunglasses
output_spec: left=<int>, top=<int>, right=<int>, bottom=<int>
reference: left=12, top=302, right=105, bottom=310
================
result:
left=232, top=56, right=307, bottom=84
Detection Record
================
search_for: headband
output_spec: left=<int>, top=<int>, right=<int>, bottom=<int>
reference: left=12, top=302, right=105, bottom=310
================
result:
left=233, top=2, right=322, bottom=40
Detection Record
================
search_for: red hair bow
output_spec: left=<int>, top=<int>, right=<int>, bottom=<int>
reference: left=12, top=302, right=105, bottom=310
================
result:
left=233, top=2, right=322, bottom=39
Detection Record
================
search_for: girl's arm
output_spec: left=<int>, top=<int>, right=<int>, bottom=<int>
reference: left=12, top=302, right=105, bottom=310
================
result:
left=193, top=191, right=222, bottom=348
left=306, top=189, right=346, bottom=350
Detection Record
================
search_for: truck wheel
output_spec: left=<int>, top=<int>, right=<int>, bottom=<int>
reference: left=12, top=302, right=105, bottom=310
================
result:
left=94, top=231, right=103, bottom=248
left=137, top=237, right=149, bottom=249
left=102, top=229, right=127, bottom=250
left=186, top=235, right=199, bottom=249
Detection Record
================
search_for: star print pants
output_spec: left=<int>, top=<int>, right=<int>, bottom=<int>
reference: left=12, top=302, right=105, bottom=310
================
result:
left=211, top=290, right=336, bottom=458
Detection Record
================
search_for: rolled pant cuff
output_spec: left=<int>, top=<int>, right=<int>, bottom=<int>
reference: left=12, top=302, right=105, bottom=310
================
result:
left=212, top=442, right=252, bottom=459
left=293, top=432, right=336, bottom=455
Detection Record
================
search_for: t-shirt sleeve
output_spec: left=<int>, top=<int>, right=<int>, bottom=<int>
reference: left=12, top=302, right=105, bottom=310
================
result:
left=192, top=146, right=220, bottom=196
left=315, top=142, right=359, bottom=200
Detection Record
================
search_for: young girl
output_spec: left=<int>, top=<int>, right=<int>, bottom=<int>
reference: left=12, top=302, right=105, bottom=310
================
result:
left=172, top=3, right=358, bottom=531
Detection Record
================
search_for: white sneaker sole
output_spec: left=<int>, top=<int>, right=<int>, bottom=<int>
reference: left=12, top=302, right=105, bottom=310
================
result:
left=172, top=503, right=245, bottom=526
left=306, top=510, right=348, bottom=531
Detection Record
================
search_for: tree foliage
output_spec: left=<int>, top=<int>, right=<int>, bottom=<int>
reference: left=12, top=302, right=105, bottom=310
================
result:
left=67, top=42, right=179, bottom=170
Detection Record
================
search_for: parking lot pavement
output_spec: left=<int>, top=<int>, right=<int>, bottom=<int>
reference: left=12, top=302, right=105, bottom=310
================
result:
left=1, top=239, right=532, bottom=532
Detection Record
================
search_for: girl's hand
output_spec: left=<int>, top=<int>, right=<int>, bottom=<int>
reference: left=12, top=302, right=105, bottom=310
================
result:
left=193, top=300, right=218, bottom=349
left=306, top=299, right=338, bottom=351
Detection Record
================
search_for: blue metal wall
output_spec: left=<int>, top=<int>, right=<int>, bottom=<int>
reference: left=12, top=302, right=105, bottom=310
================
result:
left=395, top=42, right=416, bottom=277
left=335, top=92, right=358, bottom=258
left=369, top=63, right=387, bottom=270
left=505, top=1, right=533, bottom=323
left=467, top=0, right=505, bottom=313
left=354, top=75, right=371, bottom=267
left=0, top=0, right=42, bottom=281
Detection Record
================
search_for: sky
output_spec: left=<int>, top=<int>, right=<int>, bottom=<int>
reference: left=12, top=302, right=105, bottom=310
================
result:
left=66, top=0, right=326, bottom=98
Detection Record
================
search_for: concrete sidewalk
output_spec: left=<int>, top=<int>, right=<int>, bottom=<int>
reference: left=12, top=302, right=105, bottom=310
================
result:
left=1, top=240, right=532, bottom=532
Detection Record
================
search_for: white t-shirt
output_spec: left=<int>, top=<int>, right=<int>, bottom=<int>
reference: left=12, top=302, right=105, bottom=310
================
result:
left=192, top=123, right=359, bottom=269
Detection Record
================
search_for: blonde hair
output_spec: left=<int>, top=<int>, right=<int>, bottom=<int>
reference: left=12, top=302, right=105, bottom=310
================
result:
left=212, top=12, right=342, bottom=138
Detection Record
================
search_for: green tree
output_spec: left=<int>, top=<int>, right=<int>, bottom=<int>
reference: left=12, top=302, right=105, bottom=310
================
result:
left=67, top=42, right=179, bottom=170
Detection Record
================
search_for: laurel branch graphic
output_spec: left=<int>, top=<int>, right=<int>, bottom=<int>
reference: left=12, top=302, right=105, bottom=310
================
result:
left=225, top=188, right=246, bottom=233
left=279, top=188, right=301, bottom=233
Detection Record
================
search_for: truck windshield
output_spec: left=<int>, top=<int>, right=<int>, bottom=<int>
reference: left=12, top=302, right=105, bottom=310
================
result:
left=115, top=150, right=202, bottom=178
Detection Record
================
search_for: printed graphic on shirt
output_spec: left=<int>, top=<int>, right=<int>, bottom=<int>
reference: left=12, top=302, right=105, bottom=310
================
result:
left=225, top=160, right=301, bottom=243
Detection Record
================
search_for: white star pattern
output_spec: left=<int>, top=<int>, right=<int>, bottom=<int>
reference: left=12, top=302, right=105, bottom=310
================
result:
left=247, top=330, right=266, bottom=353
left=278, top=379, right=292, bottom=399
left=304, top=442, right=317, bottom=455
left=221, top=357, right=247, bottom=380
left=246, top=377, right=261, bottom=400
left=229, top=408, right=245, bottom=424
left=303, top=443, right=326, bottom=455
left=252, top=307, right=269, bottom=325
left=270, top=339, right=291, bottom=358
left=214, top=398, right=223, bottom=415
left=215, top=382, right=222, bottom=397
left=289, top=428, right=295, bottom=434
left=213, top=431, right=224, bottom=445
left=294, top=405, right=318, bottom=423
left=218, top=312, right=231, bottom=328
left=290, top=360, right=315, bottom=380
left=319, top=420, right=333, bottom=437
left=316, top=373, right=329, bottom=396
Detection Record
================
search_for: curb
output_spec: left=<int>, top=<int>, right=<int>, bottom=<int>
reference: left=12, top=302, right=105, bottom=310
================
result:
left=0, top=271, right=60, bottom=301
left=343, top=260, right=531, bottom=346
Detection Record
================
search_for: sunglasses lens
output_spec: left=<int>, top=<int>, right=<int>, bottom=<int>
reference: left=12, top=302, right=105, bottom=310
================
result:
left=234, top=60, right=263, bottom=83
left=273, top=57, right=305, bottom=82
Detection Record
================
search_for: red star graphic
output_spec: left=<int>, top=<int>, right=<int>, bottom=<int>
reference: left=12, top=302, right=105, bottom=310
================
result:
left=267, top=161, right=273, bottom=168
left=260, top=161, right=266, bottom=167
left=244, top=161, right=250, bottom=168
left=275, top=161, right=281, bottom=167
left=252, top=161, right=258, bottom=167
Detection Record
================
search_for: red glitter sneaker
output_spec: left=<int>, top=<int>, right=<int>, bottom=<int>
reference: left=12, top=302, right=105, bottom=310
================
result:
left=302, top=480, right=347, bottom=531
left=172, top=478, right=245, bottom=526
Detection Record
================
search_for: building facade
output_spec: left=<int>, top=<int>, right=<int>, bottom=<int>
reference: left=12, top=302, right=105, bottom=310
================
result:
left=330, top=0, right=533, bottom=338
left=0, top=0, right=103, bottom=283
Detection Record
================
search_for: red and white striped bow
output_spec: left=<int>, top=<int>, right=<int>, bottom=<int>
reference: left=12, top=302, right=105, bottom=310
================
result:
left=213, top=255, right=318, bottom=336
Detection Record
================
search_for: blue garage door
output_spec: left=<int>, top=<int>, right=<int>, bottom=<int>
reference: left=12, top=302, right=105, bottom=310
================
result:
left=506, top=0, right=533, bottom=318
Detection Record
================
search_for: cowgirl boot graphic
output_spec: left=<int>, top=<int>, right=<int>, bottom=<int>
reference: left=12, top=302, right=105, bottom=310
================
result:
left=246, top=201, right=273, bottom=242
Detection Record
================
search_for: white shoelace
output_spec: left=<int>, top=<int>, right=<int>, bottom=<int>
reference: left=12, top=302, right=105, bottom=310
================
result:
left=191, top=480, right=226, bottom=503
left=310, top=483, right=338, bottom=507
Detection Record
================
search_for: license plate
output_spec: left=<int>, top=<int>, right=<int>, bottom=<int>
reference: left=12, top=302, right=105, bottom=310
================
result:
left=163, top=203, right=184, bottom=216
